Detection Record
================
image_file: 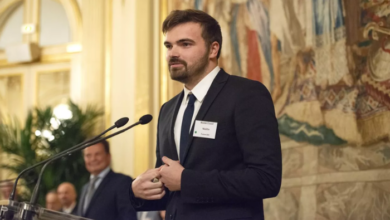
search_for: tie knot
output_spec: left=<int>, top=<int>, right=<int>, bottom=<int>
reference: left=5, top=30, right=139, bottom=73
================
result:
left=90, top=176, right=99, bottom=185
left=187, top=94, right=196, bottom=106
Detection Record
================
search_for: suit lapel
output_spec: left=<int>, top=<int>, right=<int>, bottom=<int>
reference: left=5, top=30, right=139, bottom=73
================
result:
left=167, top=91, right=184, bottom=160
left=71, top=203, right=78, bottom=215
left=84, top=170, right=114, bottom=216
left=78, top=185, right=87, bottom=216
left=181, top=70, right=229, bottom=164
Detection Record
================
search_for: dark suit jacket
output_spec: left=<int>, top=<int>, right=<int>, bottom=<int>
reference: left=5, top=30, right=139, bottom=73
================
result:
left=78, top=170, right=137, bottom=220
left=130, top=69, right=282, bottom=220
left=61, top=203, right=78, bottom=216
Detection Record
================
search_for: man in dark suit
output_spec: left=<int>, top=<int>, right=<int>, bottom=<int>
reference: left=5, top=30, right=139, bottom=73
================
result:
left=57, top=182, right=78, bottom=215
left=78, top=140, right=137, bottom=220
left=130, top=9, right=282, bottom=220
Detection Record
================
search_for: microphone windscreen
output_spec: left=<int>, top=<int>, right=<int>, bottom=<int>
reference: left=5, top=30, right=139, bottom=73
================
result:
left=139, top=114, right=153, bottom=125
left=115, top=117, right=129, bottom=128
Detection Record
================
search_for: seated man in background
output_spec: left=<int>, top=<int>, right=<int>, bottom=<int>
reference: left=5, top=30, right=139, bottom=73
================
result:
left=77, top=140, right=137, bottom=220
left=0, top=180, right=14, bottom=200
left=45, top=190, right=62, bottom=211
left=57, top=182, right=78, bottom=215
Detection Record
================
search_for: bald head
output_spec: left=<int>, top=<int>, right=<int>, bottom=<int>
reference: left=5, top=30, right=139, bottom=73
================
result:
left=57, top=182, right=77, bottom=208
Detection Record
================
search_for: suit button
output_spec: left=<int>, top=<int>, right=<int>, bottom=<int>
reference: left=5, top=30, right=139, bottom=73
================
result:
left=170, top=214, right=173, bottom=219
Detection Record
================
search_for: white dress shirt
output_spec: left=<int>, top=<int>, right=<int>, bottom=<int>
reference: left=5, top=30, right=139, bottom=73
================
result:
left=62, top=202, right=76, bottom=214
left=83, top=166, right=111, bottom=213
left=174, top=66, right=220, bottom=157
left=90, top=166, right=111, bottom=189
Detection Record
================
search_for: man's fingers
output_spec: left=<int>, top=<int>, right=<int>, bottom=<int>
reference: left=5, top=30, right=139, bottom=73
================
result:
left=158, top=164, right=169, bottom=174
left=145, top=189, right=166, bottom=200
left=135, top=169, right=160, bottom=185
left=144, top=188, right=165, bottom=196
left=162, top=156, right=173, bottom=165
left=142, top=169, right=161, bottom=179
left=159, top=176, right=165, bottom=184
left=157, top=165, right=165, bottom=172
left=142, top=181, right=163, bottom=189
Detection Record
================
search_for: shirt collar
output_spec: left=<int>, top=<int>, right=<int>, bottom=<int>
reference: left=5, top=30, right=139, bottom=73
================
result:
left=183, top=66, right=220, bottom=103
left=62, top=202, right=76, bottom=213
left=90, top=166, right=111, bottom=180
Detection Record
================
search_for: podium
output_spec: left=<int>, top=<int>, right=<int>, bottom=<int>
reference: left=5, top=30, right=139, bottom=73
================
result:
left=0, top=201, right=92, bottom=220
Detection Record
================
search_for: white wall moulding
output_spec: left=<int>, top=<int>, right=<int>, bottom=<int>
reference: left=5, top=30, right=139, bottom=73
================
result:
left=5, top=42, right=40, bottom=63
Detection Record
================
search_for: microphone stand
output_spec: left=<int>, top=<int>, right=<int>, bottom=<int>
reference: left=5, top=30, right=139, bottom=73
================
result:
left=20, top=115, right=151, bottom=220
left=6, top=127, right=115, bottom=220
left=8, top=123, right=117, bottom=202
left=8, top=116, right=130, bottom=202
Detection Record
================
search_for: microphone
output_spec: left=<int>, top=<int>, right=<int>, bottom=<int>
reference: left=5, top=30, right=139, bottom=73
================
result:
left=8, top=117, right=129, bottom=201
left=28, top=114, right=152, bottom=207
left=115, top=117, right=129, bottom=127
left=139, top=114, right=153, bottom=124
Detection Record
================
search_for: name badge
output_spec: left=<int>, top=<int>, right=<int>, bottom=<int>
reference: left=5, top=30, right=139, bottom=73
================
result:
left=193, top=120, right=217, bottom=139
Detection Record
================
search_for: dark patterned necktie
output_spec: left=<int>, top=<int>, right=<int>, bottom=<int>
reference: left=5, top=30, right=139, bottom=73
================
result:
left=180, top=94, right=196, bottom=162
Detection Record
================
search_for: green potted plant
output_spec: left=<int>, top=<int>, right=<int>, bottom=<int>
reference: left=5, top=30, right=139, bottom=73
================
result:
left=0, top=100, right=103, bottom=205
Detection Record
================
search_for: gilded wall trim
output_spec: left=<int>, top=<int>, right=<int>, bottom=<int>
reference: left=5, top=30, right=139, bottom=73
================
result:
left=34, top=68, right=70, bottom=106
left=104, top=0, right=112, bottom=130
left=0, top=0, right=21, bottom=17
left=159, top=0, right=168, bottom=105
left=0, top=72, right=25, bottom=117
left=159, top=0, right=183, bottom=103
left=133, top=0, right=155, bottom=177
left=56, top=0, right=82, bottom=42
left=0, top=42, right=81, bottom=67
left=0, top=0, right=22, bottom=35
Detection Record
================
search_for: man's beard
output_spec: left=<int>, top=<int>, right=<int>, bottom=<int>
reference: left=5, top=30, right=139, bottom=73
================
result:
left=169, top=50, right=209, bottom=84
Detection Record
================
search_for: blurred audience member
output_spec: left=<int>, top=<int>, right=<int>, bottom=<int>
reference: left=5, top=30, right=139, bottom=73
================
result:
left=45, top=190, right=62, bottom=211
left=77, top=140, right=136, bottom=220
left=57, top=182, right=78, bottom=215
left=0, top=180, right=13, bottom=200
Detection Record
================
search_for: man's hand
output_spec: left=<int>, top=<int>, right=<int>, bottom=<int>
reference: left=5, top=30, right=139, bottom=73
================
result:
left=159, top=156, right=184, bottom=191
left=132, top=168, right=165, bottom=200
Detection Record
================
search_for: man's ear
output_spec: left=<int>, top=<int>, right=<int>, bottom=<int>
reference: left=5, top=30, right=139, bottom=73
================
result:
left=209, top=41, right=220, bottom=59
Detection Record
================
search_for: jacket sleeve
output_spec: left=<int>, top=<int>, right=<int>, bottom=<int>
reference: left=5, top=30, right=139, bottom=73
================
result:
left=117, top=176, right=138, bottom=220
left=128, top=104, right=169, bottom=211
left=181, top=81, right=282, bottom=203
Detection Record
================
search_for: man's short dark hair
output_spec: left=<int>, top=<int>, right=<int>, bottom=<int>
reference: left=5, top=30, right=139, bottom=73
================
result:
left=83, top=140, right=110, bottom=155
left=162, top=9, right=223, bottom=58
left=100, top=140, right=110, bottom=154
